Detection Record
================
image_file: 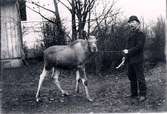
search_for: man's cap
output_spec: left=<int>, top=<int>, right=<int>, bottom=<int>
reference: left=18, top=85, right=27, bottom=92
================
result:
left=128, top=15, right=140, bottom=23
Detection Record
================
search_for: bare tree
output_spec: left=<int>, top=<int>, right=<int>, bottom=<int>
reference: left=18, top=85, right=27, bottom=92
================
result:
left=26, top=0, right=119, bottom=41
left=91, top=0, right=120, bottom=33
left=53, top=0, right=66, bottom=45
left=26, top=0, right=66, bottom=45
left=57, top=0, right=96, bottom=40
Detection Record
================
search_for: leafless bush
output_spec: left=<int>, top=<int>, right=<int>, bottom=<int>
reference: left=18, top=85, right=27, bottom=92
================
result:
left=41, top=18, right=66, bottom=48
left=87, top=17, right=165, bottom=73
left=144, top=17, right=166, bottom=65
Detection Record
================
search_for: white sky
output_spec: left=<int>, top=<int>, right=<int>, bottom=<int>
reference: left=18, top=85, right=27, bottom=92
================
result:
left=26, top=0, right=166, bottom=21
left=117, top=0, right=166, bottom=23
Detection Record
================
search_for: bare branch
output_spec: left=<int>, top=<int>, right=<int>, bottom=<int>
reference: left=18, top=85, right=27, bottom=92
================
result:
left=26, top=0, right=56, bottom=14
left=66, top=0, right=72, bottom=6
left=92, top=12, right=119, bottom=32
left=91, top=0, right=120, bottom=32
left=83, top=0, right=88, bottom=12
left=84, top=0, right=95, bottom=13
left=57, top=0, right=72, bottom=12
left=26, top=6, right=56, bottom=24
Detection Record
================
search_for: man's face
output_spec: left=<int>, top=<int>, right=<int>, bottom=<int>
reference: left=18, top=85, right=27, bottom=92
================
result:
left=128, top=21, right=140, bottom=31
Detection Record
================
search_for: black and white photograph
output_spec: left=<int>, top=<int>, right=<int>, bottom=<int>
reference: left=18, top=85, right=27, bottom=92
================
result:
left=0, top=0, right=166, bottom=113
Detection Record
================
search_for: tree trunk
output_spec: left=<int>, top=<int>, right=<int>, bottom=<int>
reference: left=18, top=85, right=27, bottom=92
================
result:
left=53, top=0, right=61, bottom=27
left=88, top=0, right=91, bottom=37
left=78, top=17, right=82, bottom=39
left=71, top=0, right=77, bottom=41
left=53, top=0, right=65, bottom=45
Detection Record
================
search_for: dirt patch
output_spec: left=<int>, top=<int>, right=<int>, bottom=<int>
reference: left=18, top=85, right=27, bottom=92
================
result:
left=1, top=62, right=167, bottom=113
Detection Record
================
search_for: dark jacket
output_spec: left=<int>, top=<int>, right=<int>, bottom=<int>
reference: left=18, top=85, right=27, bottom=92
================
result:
left=125, top=29, right=146, bottom=64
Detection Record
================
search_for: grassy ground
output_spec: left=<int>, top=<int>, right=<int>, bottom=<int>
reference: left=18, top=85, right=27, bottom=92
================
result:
left=1, top=61, right=167, bottom=114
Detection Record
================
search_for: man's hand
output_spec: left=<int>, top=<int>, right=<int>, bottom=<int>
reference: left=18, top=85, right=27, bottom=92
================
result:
left=122, top=49, right=128, bottom=54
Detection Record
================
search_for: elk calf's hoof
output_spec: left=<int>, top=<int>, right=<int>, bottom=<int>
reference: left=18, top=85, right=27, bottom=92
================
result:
left=62, top=91, right=69, bottom=96
left=75, top=88, right=79, bottom=93
left=36, top=98, right=40, bottom=102
left=87, top=97, right=93, bottom=102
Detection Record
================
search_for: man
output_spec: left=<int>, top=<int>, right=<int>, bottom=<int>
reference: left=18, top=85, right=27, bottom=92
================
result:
left=122, top=15, right=147, bottom=102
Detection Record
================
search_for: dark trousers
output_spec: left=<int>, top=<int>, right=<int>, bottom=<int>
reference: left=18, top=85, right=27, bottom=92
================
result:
left=127, top=63, right=147, bottom=96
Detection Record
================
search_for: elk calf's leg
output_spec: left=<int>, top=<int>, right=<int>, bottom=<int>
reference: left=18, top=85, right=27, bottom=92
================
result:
left=50, top=68, right=55, bottom=78
left=75, top=70, right=81, bottom=93
left=81, top=67, right=93, bottom=102
left=53, top=69, right=68, bottom=96
left=36, top=66, right=48, bottom=102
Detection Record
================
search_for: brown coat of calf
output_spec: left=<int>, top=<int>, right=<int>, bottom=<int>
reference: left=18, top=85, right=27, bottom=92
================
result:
left=44, top=40, right=91, bottom=70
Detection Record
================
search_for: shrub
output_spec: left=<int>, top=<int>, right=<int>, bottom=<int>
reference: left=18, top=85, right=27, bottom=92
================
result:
left=87, top=20, right=130, bottom=73
left=87, top=17, right=166, bottom=73
left=151, top=17, right=166, bottom=63
left=144, top=17, right=166, bottom=65
left=41, top=18, right=66, bottom=48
